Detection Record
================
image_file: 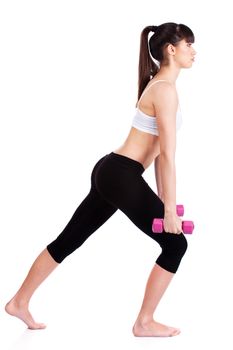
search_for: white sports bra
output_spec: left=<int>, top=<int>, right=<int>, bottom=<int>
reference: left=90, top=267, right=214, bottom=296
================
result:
left=132, top=79, right=182, bottom=136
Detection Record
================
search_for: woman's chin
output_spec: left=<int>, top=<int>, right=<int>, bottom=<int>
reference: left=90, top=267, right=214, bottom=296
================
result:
left=183, top=61, right=194, bottom=69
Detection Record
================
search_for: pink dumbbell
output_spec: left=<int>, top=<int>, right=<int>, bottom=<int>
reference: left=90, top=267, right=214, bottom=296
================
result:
left=152, top=218, right=194, bottom=234
left=176, top=204, right=184, bottom=216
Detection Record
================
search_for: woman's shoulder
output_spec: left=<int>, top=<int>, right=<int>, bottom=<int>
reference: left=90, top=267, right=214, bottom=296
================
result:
left=143, top=79, right=176, bottom=100
left=148, top=80, right=178, bottom=114
left=149, top=79, right=177, bottom=101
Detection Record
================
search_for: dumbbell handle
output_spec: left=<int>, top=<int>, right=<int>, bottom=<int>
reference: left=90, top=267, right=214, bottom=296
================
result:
left=152, top=218, right=194, bottom=234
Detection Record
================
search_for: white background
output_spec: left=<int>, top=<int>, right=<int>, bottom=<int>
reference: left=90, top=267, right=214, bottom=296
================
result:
left=1, top=0, right=233, bottom=349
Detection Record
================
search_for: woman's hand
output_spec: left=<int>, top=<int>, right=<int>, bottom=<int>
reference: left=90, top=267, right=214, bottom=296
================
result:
left=163, top=212, right=183, bottom=234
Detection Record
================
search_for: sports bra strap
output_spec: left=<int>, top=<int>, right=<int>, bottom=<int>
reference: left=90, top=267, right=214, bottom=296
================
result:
left=137, top=79, right=169, bottom=107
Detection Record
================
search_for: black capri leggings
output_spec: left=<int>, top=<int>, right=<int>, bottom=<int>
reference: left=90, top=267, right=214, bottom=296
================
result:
left=47, top=152, right=188, bottom=273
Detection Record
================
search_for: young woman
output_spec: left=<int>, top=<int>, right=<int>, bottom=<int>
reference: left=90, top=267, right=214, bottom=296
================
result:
left=5, top=22, right=196, bottom=337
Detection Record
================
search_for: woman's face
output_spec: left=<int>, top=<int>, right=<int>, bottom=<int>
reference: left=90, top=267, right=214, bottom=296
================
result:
left=173, top=39, right=196, bottom=68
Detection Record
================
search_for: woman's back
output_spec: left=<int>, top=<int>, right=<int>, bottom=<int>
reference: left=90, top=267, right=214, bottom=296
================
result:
left=114, top=78, right=180, bottom=169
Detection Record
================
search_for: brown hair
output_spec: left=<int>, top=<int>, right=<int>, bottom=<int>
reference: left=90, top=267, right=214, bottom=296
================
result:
left=137, top=22, right=195, bottom=101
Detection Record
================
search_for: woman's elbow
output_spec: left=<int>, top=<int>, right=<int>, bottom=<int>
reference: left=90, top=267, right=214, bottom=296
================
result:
left=160, top=151, right=175, bottom=162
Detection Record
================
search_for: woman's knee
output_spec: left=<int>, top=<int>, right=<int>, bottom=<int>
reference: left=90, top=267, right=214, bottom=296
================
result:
left=175, top=233, right=188, bottom=257
left=156, top=233, right=188, bottom=273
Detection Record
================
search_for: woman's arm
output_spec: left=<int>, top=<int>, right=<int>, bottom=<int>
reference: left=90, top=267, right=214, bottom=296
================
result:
left=154, top=155, right=164, bottom=201
left=152, top=82, right=178, bottom=215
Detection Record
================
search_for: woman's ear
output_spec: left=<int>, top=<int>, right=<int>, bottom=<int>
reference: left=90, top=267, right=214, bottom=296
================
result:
left=167, top=44, right=176, bottom=56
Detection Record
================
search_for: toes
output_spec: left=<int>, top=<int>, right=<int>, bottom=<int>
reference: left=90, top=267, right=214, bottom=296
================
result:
left=39, top=323, right=46, bottom=329
left=28, top=323, right=46, bottom=330
left=170, top=328, right=181, bottom=336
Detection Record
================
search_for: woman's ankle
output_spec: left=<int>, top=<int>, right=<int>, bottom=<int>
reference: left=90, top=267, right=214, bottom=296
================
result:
left=135, top=314, right=154, bottom=326
left=9, top=294, right=29, bottom=307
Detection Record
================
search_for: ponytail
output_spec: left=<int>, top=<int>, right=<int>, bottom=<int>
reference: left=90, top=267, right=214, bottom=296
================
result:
left=137, top=26, right=159, bottom=101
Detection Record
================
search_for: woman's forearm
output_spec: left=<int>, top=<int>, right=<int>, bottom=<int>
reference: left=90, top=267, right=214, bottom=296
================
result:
left=159, top=153, right=177, bottom=215
left=154, top=156, right=163, bottom=200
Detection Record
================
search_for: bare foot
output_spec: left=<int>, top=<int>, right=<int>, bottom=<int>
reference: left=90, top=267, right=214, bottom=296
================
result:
left=5, top=298, right=46, bottom=330
left=132, top=319, right=181, bottom=337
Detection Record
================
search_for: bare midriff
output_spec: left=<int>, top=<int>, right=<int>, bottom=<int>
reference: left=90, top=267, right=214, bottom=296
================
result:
left=114, top=127, right=160, bottom=170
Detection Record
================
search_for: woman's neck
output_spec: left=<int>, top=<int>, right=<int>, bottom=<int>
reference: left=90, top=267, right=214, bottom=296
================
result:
left=154, top=65, right=180, bottom=84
